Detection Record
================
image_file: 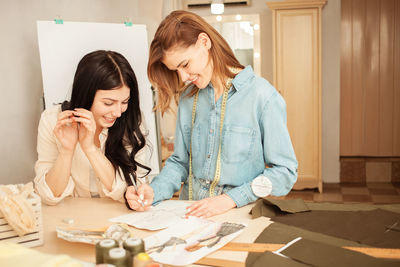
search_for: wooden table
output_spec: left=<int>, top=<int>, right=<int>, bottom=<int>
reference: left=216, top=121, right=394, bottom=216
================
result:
left=34, top=197, right=271, bottom=266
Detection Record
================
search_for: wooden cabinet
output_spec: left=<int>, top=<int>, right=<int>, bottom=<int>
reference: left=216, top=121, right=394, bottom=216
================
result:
left=267, top=0, right=326, bottom=192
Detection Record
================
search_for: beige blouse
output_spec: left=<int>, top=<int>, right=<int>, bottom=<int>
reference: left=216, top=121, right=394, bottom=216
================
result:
left=34, top=105, right=151, bottom=205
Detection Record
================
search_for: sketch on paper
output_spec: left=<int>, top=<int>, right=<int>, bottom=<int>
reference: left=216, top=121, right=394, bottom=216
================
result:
left=109, top=200, right=190, bottom=230
left=143, top=217, right=246, bottom=266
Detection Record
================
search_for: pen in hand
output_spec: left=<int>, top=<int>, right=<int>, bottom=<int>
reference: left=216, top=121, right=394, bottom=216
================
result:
left=128, top=173, right=145, bottom=208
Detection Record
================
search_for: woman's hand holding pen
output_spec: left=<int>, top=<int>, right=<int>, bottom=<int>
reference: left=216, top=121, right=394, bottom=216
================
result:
left=54, top=110, right=78, bottom=154
left=185, top=194, right=237, bottom=218
left=125, top=184, right=154, bottom=211
left=71, top=108, right=97, bottom=153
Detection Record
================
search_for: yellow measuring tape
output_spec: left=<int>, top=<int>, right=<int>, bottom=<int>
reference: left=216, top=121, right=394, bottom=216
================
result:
left=188, top=74, right=236, bottom=200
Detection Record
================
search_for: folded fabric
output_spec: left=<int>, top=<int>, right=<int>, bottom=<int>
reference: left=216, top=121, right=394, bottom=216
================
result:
left=251, top=199, right=400, bottom=248
left=250, top=198, right=310, bottom=218
left=0, top=242, right=82, bottom=267
left=272, top=209, right=400, bottom=248
left=246, top=221, right=366, bottom=266
left=280, top=238, right=400, bottom=267
left=246, top=223, right=400, bottom=267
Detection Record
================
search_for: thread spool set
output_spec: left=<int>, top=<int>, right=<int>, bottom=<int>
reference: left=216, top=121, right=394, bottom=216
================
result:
left=96, top=239, right=118, bottom=264
left=95, top=237, right=161, bottom=267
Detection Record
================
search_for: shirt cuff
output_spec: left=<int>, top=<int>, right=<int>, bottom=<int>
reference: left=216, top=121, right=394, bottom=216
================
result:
left=34, top=173, right=74, bottom=205
left=225, top=183, right=257, bottom=208
left=101, top=168, right=127, bottom=201
left=225, top=175, right=272, bottom=208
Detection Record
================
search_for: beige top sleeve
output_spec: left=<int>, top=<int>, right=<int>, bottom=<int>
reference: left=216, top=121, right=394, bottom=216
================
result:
left=33, top=106, right=75, bottom=205
left=99, top=166, right=127, bottom=202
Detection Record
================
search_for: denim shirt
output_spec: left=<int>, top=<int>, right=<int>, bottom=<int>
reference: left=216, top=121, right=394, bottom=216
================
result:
left=150, top=66, right=298, bottom=207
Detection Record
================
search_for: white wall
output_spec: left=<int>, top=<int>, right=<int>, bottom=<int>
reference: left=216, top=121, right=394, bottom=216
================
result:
left=0, top=0, right=163, bottom=184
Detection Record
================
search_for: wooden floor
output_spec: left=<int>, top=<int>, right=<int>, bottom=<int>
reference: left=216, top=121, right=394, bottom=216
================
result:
left=277, top=183, right=400, bottom=204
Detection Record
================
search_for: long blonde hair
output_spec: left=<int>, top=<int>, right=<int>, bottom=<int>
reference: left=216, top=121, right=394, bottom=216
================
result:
left=148, top=10, right=243, bottom=113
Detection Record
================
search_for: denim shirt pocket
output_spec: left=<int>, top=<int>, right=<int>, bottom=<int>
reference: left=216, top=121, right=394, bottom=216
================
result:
left=222, top=125, right=255, bottom=163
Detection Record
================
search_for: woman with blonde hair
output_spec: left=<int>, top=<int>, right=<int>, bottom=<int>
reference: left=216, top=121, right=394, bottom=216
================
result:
left=126, top=10, right=297, bottom=217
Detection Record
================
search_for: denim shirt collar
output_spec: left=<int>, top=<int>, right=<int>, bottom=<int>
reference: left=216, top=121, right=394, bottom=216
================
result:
left=183, top=65, right=255, bottom=96
left=231, top=65, right=254, bottom=92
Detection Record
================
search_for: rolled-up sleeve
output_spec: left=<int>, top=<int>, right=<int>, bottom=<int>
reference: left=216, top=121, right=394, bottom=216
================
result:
left=33, top=109, right=74, bottom=205
left=100, top=167, right=127, bottom=202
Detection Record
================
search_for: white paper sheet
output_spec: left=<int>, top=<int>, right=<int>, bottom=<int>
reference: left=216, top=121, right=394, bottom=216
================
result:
left=109, top=200, right=191, bottom=230
left=143, top=217, right=246, bottom=266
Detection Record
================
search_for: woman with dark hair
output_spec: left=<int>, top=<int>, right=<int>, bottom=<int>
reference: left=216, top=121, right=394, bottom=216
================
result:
left=125, top=10, right=297, bottom=217
left=34, top=50, right=150, bottom=205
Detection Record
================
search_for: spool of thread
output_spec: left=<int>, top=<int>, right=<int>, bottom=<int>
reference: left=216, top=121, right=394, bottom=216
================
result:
left=95, top=238, right=118, bottom=264
left=133, top=252, right=152, bottom=267
left=104, top=247, right=130, bottom=267
left=123, top=237, right=145, bottom=257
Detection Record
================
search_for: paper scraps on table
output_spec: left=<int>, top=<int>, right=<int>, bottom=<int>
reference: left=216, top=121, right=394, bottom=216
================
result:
left=109, top=200, right=190, bottom=230
left=56, top=223, right=133, bottom=245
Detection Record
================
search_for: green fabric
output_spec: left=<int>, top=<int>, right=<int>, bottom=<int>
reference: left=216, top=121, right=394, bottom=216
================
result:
left=251, top=199, right=400, bottom=248
left=262, top=198, right=310, bottom=213
left=246, top=223, right=400, bottom=267
left=251, top=198, right=400, bottom=219
left=281, top=238, right=400, bottom=267
left=253, top=222, right=368, bottom=248
left=246, top=222, right=368, bottom=267
left=306, top=202, right=400, bottom=213
left=250, top=198, right=310, bottom=218
left=273, top=209, right=400, bottom=248
left=247, top=200, right=400, bottom=267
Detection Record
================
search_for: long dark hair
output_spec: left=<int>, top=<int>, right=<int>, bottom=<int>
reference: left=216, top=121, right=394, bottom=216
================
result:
left=62, top=50, right=151, bottom=184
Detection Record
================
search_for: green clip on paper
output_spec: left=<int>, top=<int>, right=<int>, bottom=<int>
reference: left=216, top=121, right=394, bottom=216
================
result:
left=124, top=21, right=133, bottom=27
left=54, top=18, right=63, bottom=24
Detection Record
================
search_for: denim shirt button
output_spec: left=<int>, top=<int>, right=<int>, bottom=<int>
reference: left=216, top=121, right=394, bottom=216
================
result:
left=207, top=154, right=211, bottom=158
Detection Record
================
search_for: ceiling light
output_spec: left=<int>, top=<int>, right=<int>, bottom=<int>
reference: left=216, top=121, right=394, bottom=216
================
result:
left=211, top=0, right=224, bottom=15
